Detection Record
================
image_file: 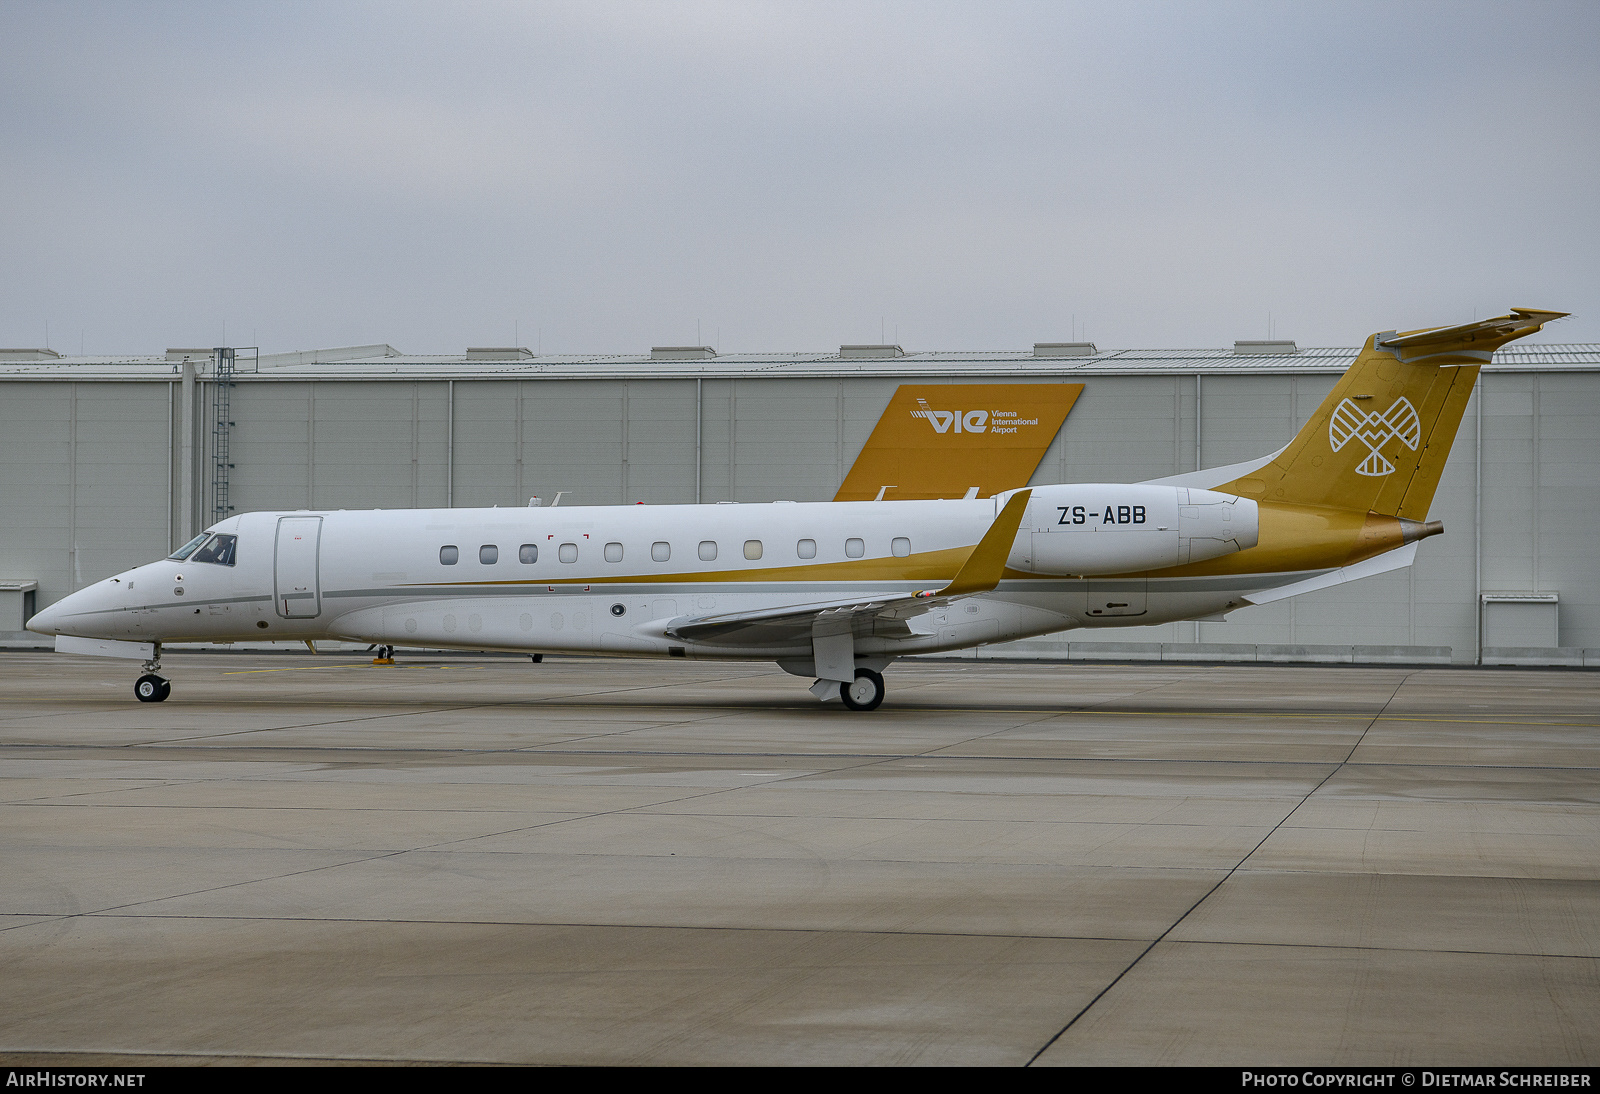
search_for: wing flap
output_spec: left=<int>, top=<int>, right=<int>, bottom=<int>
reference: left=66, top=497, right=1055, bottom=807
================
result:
left=663, top=593, right=913, bottom=644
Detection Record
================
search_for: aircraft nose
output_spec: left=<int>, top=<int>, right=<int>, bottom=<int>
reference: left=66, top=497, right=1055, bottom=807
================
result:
left=26, top=599, right=65, bottom=636
left=26, top=583, right=111, bottom=638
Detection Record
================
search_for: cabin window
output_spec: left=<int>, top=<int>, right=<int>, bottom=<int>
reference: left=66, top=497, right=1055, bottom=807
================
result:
left=192, top=534, right=238, bottom=566
left=168, top=533, right=210, bottom=561
left=651, top=541, right=671, bottom=562
left=797, top=538, right=816, bottom=559
left=744, top=540, right=763, bottom=560
left=519, top=544, right=537, bottom=564
left=698, top=541, right=717, bottom=561
left=845, top=538, right=865, bottom=558
left=480, top=544, right=499, bottom=565
left=891, top=537, right=911, bottom=557
left=559, top=542, right=578, bottom=563
left=604, top=542, right=624, bottom=563
left=440, top=545, right=459, bottom=565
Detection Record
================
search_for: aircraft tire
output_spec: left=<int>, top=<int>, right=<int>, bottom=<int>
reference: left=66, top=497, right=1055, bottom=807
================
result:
left=839, top=668, right=885, bottom=711
left=134, top=674, right=170, bottom=703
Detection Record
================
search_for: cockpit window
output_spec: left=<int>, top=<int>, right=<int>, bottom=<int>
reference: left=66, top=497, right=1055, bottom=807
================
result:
left=168, top=534, right=210, bottom=561
left=190, top=534, right=238, bottom=566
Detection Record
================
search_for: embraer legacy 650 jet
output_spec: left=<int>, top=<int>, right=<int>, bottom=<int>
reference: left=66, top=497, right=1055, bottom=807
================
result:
left=29, top=310, right=1563, bottom=709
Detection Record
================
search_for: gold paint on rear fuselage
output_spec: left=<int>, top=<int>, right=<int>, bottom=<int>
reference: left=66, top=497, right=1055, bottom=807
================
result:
left=1068, top=503, right=1405, bottom=581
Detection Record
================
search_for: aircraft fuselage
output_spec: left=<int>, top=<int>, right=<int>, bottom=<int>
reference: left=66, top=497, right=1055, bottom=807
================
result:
left=33, top=492, right=1274, bottom=664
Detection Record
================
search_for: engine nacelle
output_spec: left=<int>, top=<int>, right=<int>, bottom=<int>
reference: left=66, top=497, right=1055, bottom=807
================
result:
left=1006, top=484, right=1258, bottom=575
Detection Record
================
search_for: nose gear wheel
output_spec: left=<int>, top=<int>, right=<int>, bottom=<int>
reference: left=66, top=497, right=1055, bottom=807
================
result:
left=134, top=674, right=170, bottom=703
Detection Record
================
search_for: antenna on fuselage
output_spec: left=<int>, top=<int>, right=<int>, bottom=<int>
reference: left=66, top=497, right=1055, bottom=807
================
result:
left=551, top=492, right=568, bottom=507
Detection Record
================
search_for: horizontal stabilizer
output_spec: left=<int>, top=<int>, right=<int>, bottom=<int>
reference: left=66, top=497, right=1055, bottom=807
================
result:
left=1378, top=309, right=1568, bottom=353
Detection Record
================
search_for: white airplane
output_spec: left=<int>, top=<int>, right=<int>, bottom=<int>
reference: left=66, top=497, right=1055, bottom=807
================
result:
left=28, top=310, right=1564, bottom=709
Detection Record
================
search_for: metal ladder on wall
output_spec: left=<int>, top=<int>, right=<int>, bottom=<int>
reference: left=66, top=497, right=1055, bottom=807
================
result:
left=210, top=347, right=236, bottom=525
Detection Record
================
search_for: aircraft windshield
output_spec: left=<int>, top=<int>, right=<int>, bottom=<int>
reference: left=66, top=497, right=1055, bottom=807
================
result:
left=168, top=534, right=210, bottom=561
left=190, top=534, right=237, bottom=566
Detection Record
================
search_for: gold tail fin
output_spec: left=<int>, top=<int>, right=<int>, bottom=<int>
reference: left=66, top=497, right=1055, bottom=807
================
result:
left=1216, top=309, right=1565, bottom=519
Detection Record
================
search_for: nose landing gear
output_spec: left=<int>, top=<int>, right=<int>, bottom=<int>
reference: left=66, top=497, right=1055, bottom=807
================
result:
left=134, top=674, right=171, bottom=702
left=134, top=648, right=169, bottom=702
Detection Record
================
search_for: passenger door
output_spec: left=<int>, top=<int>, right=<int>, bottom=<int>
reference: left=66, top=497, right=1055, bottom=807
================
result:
left=274, top=516, right=323, bottom=618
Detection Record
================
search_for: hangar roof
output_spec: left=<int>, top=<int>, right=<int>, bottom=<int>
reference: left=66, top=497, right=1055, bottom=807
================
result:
left=2, top=342, right=1597, bottom=381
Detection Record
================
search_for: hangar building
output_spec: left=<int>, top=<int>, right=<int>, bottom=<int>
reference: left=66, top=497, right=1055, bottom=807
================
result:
left=2, top=336, right=1596, bottom=665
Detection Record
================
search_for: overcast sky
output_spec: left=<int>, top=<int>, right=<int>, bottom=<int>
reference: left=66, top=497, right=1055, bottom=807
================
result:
left=3, top=0, right=1596, bottom=355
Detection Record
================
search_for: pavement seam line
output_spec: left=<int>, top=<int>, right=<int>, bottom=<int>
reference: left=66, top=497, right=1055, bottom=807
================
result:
left=1023, top=669, right=1415, bottom=1066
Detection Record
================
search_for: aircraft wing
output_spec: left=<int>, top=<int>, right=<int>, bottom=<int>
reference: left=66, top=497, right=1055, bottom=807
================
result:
left=662, top=490, right=1032, bottom=646
left=662, top=592, right=930, bottom=645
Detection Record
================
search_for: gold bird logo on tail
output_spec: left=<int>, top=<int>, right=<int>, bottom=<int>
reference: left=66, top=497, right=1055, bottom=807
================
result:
left=1329, top=397, right=1422, bottom=476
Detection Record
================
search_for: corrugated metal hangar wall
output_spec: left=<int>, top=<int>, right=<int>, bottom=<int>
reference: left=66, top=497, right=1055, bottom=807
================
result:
left=2, top=342, right=1596, bottom=663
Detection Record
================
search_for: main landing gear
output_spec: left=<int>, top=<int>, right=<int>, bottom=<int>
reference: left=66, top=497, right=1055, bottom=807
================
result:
left=134, top=646, right=169, bottom=702
left=839, top=668, right=885, bottom=711
left=800, top=661, right=891, bottom=711
left=371, top=645, right=396, bottom=665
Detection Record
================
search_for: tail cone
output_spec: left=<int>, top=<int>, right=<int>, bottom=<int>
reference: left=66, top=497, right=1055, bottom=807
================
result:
left=1400, top=518, right=1444, bottom=545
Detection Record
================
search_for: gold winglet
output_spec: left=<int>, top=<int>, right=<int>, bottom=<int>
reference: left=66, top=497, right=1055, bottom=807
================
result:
left=938, top=489, right=1031, bottom=598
